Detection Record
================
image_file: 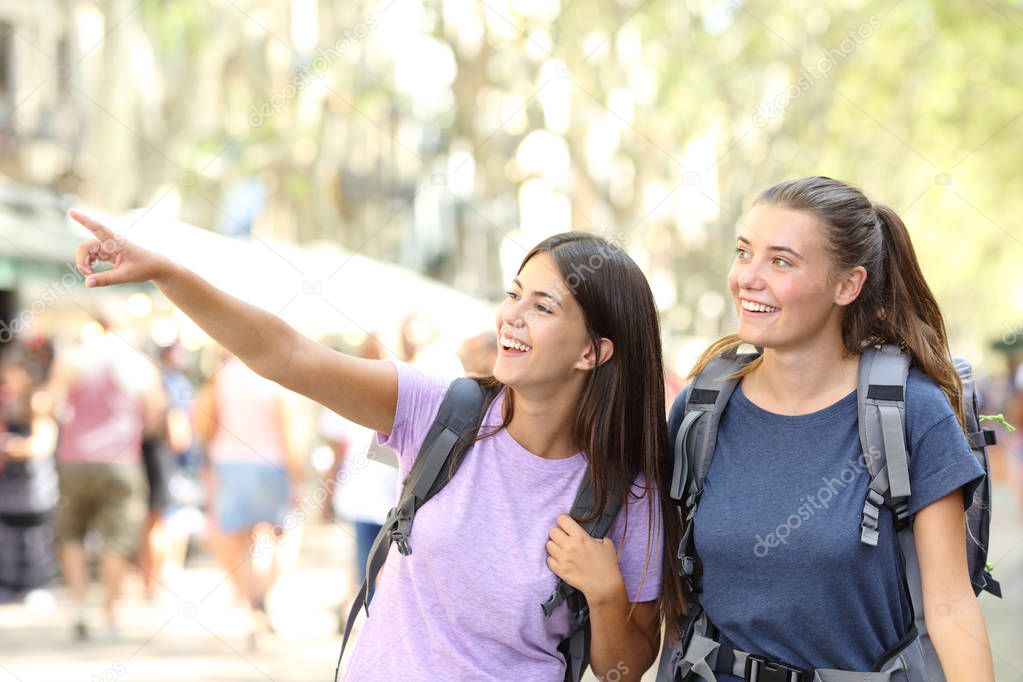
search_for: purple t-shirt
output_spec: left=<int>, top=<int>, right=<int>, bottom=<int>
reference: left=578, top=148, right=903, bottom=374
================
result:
left=340, top=361, right=663, bottom=680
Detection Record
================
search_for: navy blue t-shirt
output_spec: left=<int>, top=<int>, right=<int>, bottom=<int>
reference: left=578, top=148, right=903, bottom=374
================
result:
left=666, top=367, right=984, bottom=678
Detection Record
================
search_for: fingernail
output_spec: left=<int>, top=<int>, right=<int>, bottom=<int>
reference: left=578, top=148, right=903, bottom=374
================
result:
left=86, top=277, right=96, bottom=287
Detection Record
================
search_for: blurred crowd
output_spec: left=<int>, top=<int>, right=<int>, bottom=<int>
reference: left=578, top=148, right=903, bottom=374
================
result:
left=0, top=310, right=496, bottom=646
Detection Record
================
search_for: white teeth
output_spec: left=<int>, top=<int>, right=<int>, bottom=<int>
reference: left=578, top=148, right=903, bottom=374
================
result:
left=501, top=337, right=532, bottom=352
left=741, top=299, right=779, bottom=313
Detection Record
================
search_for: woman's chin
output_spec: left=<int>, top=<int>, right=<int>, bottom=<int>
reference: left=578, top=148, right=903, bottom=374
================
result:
left=492, top=364, right=513, bottom=386
left=735, top=327, right=758, bottom=344
left=736, top=327, right=772, bottom=349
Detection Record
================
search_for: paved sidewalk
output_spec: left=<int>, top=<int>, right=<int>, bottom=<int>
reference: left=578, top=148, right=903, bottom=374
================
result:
left=0, top=485, right=1020, bottom=681
left=0, top=521, right=355, bottom=682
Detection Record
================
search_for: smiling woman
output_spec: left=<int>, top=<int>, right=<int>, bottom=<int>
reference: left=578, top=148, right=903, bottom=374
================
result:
left=661, top=177, right=994, bottom=682
left=69, top=213, right=678, bottom=682
left=337, top=232, right=677, bottom=681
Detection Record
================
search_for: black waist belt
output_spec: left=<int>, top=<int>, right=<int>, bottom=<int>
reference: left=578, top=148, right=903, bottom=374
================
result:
left=715, top=643, right=811, bottom=682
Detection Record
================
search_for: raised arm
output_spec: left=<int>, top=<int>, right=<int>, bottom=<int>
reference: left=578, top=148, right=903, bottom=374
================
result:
left=71, top=210, right=398, bottom=434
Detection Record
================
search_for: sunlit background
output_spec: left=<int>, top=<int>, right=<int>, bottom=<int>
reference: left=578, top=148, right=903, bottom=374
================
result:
left=0, top=0, right=1021, bottom=680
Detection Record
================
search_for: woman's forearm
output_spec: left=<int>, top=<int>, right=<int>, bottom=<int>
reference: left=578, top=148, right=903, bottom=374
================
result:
left=155, top=262, right=297, bottom=382
left=587, top=583, right=658, bottom=680
left=73, top=210, right=398, bottom=433
left=927, top=595, right=994, bottom=681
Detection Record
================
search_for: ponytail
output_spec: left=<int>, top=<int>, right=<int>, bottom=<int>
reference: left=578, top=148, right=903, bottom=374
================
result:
left=872, top=204, right=965, bottom=427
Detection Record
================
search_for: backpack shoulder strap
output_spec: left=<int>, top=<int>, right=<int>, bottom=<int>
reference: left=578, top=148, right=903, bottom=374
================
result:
left=407, top=377, right=495, bottom=510
left=542, top=470, right=625, bottom=682
left=335, top=377, right=495, bottom=681
left=671, top=346, right=759, bottom=596
left=541, top=472, right=623, bottom=617
left=856, top=343, right=911, bottom=546
left=671, top=346, right=759, bottom=504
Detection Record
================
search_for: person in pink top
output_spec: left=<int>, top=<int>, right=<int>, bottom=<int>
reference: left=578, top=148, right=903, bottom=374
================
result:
left=47, top=316, right=166, bottom=639
left=70, top=211, right=682, bottom=681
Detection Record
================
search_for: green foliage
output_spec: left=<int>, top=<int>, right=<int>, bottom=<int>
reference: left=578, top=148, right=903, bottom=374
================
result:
left=110, top=0, right=1023, bottom=348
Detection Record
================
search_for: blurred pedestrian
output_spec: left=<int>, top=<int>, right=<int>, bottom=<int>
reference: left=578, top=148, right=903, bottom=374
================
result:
left=48, top=317, right=166, bottom=639
left=196, top=354, right=304, bottom=646
left=320, top=334, right=399, bottom=632
left=0, top=341, right=59, bottom=602
left=398, top=312, right=463, bottom=379
left=457, top=331, right=497, bottom=378
left=138, top=436, right=170, bottom=599
left=138, top=340, right=204, bottom=597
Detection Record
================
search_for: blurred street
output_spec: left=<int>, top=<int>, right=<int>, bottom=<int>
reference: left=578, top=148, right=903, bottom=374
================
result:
left=0, top=520, right=354, bottom=682
left=1, top=482, right=1021, bottom=682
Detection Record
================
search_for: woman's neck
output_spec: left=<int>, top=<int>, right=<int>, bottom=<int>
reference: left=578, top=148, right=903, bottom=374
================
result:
left=504, top=386, right=581, bottom=460
left=744, top=333, right=859, bottom=416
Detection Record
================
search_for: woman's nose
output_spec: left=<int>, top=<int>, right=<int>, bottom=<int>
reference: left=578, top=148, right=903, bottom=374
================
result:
left=737, top=260, right=765, bottom=290
left=502, top=301, right=527, bottom=327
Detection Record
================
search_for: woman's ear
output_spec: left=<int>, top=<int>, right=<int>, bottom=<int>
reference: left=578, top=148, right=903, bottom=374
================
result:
left=835, top=265, right=867, bottom=306
left=576, top=338, right=615, bottom=370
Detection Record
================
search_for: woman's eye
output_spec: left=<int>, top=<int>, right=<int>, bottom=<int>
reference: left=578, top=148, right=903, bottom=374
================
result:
left=505, top=290, right=519, bottom=300
left=772, top=257, right=791, bottom=268
left=535, top=304, right=552, bottom=314
left=735, top=247, right=750, bottom=259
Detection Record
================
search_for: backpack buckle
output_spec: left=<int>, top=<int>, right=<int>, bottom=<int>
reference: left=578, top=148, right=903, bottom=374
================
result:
left=391, top=528, right=411, bottom=555
left=745, top=655, right=807, bottom=682
left=678, top=552, right=701, bottom=592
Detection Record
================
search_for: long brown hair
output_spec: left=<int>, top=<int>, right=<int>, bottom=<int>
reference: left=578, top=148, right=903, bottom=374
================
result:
left=456, top=232, right=682, bottom=627
left=690, top=176, right=965, bottom=425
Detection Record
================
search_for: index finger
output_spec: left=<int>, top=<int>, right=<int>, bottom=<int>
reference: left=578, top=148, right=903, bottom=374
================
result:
left=68, top=209, right=116, bottom=242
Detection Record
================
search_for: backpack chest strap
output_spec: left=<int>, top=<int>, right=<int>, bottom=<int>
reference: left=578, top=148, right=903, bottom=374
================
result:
left=673, top=347, right=760, bottom=595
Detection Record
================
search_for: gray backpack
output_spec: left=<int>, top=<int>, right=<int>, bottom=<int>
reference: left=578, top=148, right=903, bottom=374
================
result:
left=334, top=378, right=623, bottom=682
left=658, top=344, right=1001, bottom=682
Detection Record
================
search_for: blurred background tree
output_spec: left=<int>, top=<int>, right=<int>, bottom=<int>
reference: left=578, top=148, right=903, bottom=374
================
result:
left=2, top=0, right=1019, bottom=358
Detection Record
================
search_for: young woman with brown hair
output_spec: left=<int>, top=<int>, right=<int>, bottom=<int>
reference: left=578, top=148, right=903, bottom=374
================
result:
left=72, top=213, right=680, bottom=681
left=663, top=177, right=993, bottom=681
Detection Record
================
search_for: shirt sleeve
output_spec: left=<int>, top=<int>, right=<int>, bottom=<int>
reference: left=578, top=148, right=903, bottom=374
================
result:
left=608, top=475, right=664, bottom=603
left=906, top=412, right=985, bottom=516
left=376, top=361, right=452, bottom=473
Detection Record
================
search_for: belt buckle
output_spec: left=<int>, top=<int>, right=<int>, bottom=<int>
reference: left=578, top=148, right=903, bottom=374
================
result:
left=744, top=654, right=807, bottom=682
